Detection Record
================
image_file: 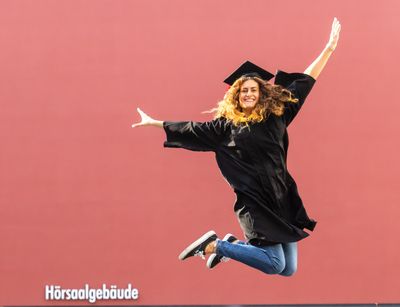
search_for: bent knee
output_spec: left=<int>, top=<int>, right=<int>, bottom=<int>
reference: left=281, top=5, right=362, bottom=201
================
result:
left=279, top=264, right=297, bottom=277
left=261, top=258, right=286, bottom=275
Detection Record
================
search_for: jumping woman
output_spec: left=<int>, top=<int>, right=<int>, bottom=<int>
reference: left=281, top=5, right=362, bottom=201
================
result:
left=132, top=18, right=341, bottom=276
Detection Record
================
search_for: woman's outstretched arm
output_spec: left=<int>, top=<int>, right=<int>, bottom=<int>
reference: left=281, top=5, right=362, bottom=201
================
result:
left=304, top=17, right=341, bottom=80
left=131, top=108, right=164, bottom=128
left=131, top=108, right=226, bottom=151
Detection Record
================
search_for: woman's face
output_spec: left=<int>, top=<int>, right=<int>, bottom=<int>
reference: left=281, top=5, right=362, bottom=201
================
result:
left=239, top=79, right=260, bottom=114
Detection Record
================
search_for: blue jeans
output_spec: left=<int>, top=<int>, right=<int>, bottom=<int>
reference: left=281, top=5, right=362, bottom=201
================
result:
left=216, top=240, right=298, bottom=276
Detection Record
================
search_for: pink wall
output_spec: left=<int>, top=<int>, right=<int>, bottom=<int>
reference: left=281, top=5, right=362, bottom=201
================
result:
left=1, top=0, right=400, bottom=305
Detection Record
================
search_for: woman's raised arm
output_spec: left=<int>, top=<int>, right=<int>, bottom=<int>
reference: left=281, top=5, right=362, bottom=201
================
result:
left=131, top=108, right=164, bottom=128
left=304, top=17, right=341, bottom=80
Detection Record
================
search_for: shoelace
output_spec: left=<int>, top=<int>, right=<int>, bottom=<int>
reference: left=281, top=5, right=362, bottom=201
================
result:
left=193, top=250, right=206, bottom=260
left=220, top=256, right=230, bottom=262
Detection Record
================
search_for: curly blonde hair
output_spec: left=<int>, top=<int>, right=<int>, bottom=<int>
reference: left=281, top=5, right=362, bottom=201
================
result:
left=212, top=76, right=298, bottom=126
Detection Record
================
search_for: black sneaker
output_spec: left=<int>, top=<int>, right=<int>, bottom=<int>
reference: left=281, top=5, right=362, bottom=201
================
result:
left=206, top=233, right=237, bottom=269
left=178, top=230, right=218, bottom=261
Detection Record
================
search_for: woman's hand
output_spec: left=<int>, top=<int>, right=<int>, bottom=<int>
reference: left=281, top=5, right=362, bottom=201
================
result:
left=303, top=18, right=341, bottom=79
left=132, top=108, right=164, bottom=128
left=326, top=17, right=341, bottom=52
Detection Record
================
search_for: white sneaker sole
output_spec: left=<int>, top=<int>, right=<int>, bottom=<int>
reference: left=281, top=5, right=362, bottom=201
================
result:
left=222, top=233, right=235, bottom=241
left=178, top=230, right=216, bottom=260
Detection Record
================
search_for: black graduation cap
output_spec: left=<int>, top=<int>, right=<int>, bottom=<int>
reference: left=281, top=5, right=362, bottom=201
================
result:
left=224, top=61, right=275, bottom=85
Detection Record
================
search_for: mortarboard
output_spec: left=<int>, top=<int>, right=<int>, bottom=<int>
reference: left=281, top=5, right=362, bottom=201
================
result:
left=223, top=61, right=275, bottom=85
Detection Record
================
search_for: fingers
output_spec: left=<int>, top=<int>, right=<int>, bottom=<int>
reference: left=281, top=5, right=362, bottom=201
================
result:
left=326, top=18, right=341, bottom=51
left=132, top=107, right=144, bottom=128
left=137, top=107, right=143, bottom=114
left=332, top=17, right=341, bottom=35
left=329, top=18, right=341, bottom=47
left=137, top=107, right=151, bottom=120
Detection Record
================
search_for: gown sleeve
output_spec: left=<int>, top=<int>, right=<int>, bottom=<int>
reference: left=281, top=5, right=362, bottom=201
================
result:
left=274, top=70, right=316, bottom=126
left=163, top=118, right=227, bottom=152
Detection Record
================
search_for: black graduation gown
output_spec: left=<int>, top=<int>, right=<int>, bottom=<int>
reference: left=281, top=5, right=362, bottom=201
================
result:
left=163, top=71, right=317, bottom=245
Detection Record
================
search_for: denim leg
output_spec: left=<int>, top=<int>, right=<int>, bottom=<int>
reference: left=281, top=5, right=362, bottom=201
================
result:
left=216, top=240, right=286, bottom=275
left=279, top=242, right=298, bottom=277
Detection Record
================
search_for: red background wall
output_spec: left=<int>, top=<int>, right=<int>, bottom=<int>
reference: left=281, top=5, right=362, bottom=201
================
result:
left=1, top=0, right=399, bottom=305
